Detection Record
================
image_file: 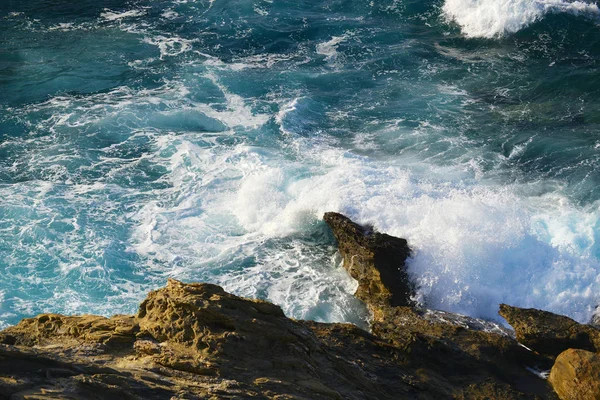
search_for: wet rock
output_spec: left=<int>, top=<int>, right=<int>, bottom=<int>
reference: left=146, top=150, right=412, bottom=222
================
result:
left=0, top=278, right=559, bottom=399
left=499, top=304, right=600, bottom=357
left=323, top=212, right=414, bottom=307
left=549, top=348, right=600, bottom=400
left=322, top=213, right=556, bottom=398
left=0, top=212, right=575, bottom=399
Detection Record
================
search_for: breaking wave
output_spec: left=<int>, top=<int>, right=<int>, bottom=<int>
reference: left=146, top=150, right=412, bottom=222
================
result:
left=443, top=0, right=600, bottom=38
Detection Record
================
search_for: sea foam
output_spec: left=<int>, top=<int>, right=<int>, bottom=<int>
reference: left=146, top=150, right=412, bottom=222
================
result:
left=443, top=0, right=600, bottom=38
left=3, top=0, right=600, bottom=330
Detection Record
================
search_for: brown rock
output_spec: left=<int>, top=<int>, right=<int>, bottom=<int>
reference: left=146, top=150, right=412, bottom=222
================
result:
left=0, top=212, right=573, bottom=399
left=549, top=348, right=600, bottom=400
left=499, top=304, right=600, bottom=357
left=0, top=313, right=138, bottom=349
left=0, top=278, right=559, bottom=399
left=323, top=212, right=414, bottom=307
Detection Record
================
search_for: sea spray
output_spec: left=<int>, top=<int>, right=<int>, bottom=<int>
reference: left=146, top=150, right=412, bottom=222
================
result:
left=2, top=0, right=600, bottom=328
left=443, top=0, right=600, bottom=38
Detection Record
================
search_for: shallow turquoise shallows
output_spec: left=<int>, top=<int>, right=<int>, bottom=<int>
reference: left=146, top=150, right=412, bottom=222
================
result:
left=2, top=0, right=600, bottom=328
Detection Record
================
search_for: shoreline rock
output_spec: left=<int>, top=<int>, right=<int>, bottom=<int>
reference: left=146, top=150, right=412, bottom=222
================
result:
left=499, top=304, right=600, bottom=357
left=0, top=212, right=598, bottom=399
left=0, top=279, right=553, bottom=400
left=549, top=349, right=600, bottom=400
left=323, top=212, right=414, bottom=308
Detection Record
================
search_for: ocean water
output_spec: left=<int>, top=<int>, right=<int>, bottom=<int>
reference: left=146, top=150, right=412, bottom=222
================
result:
left=2, top=0, right=600, bottom=329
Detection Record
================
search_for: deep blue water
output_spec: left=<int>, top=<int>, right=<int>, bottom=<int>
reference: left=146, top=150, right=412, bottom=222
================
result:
left=2, top=0, right=600, bottom=328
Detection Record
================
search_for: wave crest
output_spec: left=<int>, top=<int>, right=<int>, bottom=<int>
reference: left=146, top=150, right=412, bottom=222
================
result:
left=443, top=0, right=600, bottom=38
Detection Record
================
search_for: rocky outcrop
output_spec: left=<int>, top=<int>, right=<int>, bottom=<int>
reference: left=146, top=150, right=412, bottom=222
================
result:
left=323, top=212, right=600, bottom=399
left=1, top=212, right=599, bottom=399
left=0, top=279, right=556, bottom=400
left=548, top=349, right=600, bottom=400
left=499, top=304, right=600, bottom=357
left=324, top=212, right=559, bottom=398
left=323, top=212, right=413, bottom=307
left=0, top=280, right=401, bottom=399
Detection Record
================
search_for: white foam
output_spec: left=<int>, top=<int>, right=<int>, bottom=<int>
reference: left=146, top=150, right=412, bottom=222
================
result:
left=161, top=10, right=179, bottom=20
left=442, top=0, right=600, bottom=38
left=4, top=26, right=600, bottom=329
left=0, top=290, right=11, bottom=330
left=100, top=8, right=147, bottom=22
left=316, top=35, right=349, bottom=67
left=128, top=121, right=600, bottom=324
left=47, top=23, right=76, bottom=32
left=253, top=5, right=269, bottom=16
left=198, top=72, right=270, bottom=128
left=127, top=132, right=369, bottom=324
left=275, top=97, right=301, bottom=127
left=5, top=76, right=600, bottom=326
left=143, top=35, right=195, bottom=59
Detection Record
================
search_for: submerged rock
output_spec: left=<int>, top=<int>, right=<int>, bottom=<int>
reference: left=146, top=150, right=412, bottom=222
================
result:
left=548, top=349, right=600, bottom=400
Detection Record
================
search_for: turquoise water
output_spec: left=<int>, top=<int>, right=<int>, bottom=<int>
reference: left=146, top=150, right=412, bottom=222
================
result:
left=2, top=0, right=600, bottom=328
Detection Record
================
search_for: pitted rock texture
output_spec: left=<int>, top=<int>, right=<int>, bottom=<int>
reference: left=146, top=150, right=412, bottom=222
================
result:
left=548, top=349, right=600, bottom=400
left=0, top=279, right=558, bottom=399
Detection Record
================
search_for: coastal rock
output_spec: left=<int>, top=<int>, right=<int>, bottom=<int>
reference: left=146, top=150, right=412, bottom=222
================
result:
left=0, top=278, right=558, bottom=399
left=1, top=280, right=389, bottom=399
left=0, top=313, right=138, bottom=348
left=322, top=213, right=556, bottom=398
left=499, top=304, right=600, bottom=357
left=0, top=212, right=576, bottom=399
left=548, top=348, right=600, bottom=400
left=323, top=212, right=414, bottom=307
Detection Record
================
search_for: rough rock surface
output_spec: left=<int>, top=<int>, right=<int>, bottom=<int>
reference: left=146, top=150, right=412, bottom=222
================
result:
left=323, top=212, right=413, bottom=307
left=548, top=349, right=600, bottom=400
left=499, top=304, right=600, bottom=357
left=0, top=279, right=556, bottom=400
left=3, top=212, right=598, bottom=399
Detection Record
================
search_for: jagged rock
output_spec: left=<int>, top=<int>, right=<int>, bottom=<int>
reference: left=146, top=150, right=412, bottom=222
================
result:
left=0, top=278, right=558, bottom=399
left=0, top=212, right=579, bottom=399
left=548, top=348, right=600, bottom=400
left=0, top=313, right=138, bottom=349
left=323, top=212, right=414, bottom=307
left=372, top=305, right=557, bottom=398
left=499, top=304, right=600, bottom=357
